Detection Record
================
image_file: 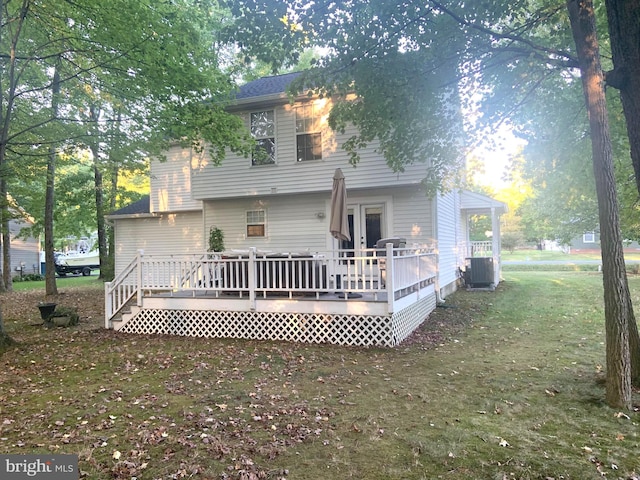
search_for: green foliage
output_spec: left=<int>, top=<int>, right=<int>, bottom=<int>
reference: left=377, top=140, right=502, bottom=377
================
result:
left=47, top=306, right=80, bottom=327
left=12, top=274, right=44, bottom=283
left=221, top=1, right=584, bottom=193
left=208, top=226, right=225, bottom=252
left=468, top=214, right=493, bottom=241
left=501, top=231, right=525, bottom=253
left=0, top=0, right=260, bottom=288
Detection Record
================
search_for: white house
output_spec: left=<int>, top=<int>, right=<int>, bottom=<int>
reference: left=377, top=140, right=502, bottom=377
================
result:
left=1, top=210, right=40, bottom=277
left=105, top=72, right=506, bottom=347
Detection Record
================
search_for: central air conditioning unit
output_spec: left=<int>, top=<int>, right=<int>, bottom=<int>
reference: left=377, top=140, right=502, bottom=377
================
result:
left=465, top=257, right=494, bottom=288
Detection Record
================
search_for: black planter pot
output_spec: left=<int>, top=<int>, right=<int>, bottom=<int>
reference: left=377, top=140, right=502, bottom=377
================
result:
left=38, top=303, right=57, bottom=320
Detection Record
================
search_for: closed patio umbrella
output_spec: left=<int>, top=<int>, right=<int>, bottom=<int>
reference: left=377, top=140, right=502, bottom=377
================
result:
left=330, top=168, right=351, bottom=241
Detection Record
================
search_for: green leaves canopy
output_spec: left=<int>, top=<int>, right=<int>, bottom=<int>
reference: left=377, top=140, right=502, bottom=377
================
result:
left=1, top=0, right=255, bottom=241
left=221, top=0, right=580, bottom=192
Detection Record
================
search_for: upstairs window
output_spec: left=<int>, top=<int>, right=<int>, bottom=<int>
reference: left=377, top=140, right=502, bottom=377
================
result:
left=246, top=210, right=266, bottom=237
left=583, top=231, right=595, bottom=243
left=251, top=110, right=275, bottom=165
left=295, top=104, right=322, bottom=162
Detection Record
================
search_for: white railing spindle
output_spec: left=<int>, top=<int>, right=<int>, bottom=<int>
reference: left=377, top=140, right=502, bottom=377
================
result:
left=106, top=247, right=438, bottom=327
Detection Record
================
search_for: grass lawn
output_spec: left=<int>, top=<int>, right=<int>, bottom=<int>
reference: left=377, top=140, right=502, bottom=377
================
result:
left=504, top=248, right=640, bottom=262
left=11, top=273, right=102, bottom=291
left=1, top=272, right=640, bottom=479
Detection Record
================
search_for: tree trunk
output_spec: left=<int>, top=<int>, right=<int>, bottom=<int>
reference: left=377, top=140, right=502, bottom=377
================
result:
left=0, top=192, right=10, bottom=347
left=0, top=179, right=10, bottom=292
left=100, top=151, right=119, bottom=281
left=567, top=0, right=633, bottom=409
left=605, top=0, right=640, bottom=385
left=94, top=162, right=107, bottom=280
left=89, top=105, right=107, bottom=281
left=605, top=0, right=640, bottom=193
left=44, top=62, right=61, bottom=296
left=0, top=206, right=4, bottom=293
left=0, top=303, right=15, bottom=349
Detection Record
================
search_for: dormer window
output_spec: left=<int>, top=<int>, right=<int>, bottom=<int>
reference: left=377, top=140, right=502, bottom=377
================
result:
left=251, top=110, right=276, bottom=165
left=295, top=104, right=322, bottom=162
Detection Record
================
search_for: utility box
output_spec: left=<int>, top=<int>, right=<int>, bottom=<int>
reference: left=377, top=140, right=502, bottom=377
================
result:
left=466, top=257, right=494, bottom=288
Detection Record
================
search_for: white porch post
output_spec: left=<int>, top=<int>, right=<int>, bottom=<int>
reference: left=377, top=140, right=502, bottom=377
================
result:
left=104, top=282, right=112, bottom=329
left=491, top=207, right=501, bottom=285
left=136, top=249, right=144, bottom=307
left=248, top=247, right=256, bottom=310
left=386, top=242, right=395, bottom=313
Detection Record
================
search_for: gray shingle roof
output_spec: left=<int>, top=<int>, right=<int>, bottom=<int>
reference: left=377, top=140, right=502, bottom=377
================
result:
left=236, top=72, right=302, bottom=100
left=109, top=195, right=150, bottom=216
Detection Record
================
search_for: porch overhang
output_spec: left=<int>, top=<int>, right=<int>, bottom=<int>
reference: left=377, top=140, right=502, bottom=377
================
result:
left=460, top=190, right=508, bottom=216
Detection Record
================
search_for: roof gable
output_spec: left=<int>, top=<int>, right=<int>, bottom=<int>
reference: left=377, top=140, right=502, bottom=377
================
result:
left=460, top=190, right=507, bottom=214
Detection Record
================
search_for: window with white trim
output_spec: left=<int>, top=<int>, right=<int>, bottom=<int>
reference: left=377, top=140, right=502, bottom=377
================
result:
left=246, top=210, right=266, bottom=237
left=251, top=110, right=275, bottom=165
left=583, top=231, right=595, bottom=243
left=295, top=103, right=322, bottom=162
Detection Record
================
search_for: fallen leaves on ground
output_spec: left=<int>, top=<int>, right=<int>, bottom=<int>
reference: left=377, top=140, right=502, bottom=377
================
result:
left=0, top=283, right=488, bottom=478
left=2, top=286, right=104, bottom=329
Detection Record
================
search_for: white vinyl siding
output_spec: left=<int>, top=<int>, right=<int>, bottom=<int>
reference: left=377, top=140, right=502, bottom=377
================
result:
left=435, top=191, right=460, bottom=294
left=2, top=218, right=40, bottom=275
left=203, top=186, right=434, bottom=253
left=112, top=211, right=204, bottom=275
left=150, top=147, right=200, bottom=213
left=190, top=100, right=431, bottom=201
left=204, top=194, right=332, bottom=253
left=388, top=187, right=434, bottom=247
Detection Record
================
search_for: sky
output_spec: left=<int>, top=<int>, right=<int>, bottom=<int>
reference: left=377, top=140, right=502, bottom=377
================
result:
left=470, top=127, right=525, bottom=191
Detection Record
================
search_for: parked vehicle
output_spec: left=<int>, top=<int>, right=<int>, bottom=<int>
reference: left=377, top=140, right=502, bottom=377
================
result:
left=55, top=236, right=99, bottom=276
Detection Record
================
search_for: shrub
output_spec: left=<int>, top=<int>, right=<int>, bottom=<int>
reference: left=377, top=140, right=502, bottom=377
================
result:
left=208, top=226, right=225, bottom=252
left=12, top=273, right=44, bottom=282
left=501, top=232, right=524, bottom=253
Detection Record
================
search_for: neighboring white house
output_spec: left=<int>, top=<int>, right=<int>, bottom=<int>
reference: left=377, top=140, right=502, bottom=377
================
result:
left=105, top=72, right=506, bottom=347
left=0, top=210, right=40, bottom=277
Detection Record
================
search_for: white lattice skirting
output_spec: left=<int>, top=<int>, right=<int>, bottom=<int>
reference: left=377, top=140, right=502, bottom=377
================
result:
left=118, top=295, right=436, bottom=347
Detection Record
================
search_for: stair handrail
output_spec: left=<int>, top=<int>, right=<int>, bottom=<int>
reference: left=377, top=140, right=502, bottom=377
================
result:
left=104, top=251, right=141, bottom=327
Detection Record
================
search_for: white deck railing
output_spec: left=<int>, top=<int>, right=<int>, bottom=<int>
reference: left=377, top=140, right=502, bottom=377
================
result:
left=465, top=241, right=494, bottom=257
left=105, top=245, right=437, bottom=324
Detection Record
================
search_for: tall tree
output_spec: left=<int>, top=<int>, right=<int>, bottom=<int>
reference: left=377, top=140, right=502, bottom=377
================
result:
left=223, top=0, right=639, bottom=407
left=44, top=60, right=61, bottom=296
left=567, top=0, right=633, bottom=408
left=0, top=0, right=254, bottom=298
left=605, top=0, right=640, bottom=195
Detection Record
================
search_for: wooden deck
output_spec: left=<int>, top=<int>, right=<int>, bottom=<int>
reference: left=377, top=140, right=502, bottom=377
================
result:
left=105, top=246, right=439, bottom=346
